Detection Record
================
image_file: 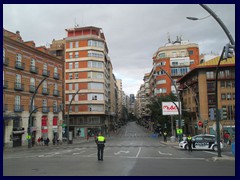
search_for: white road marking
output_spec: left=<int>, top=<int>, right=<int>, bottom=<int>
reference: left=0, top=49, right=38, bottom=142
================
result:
left=73, top=151, right=86, bottom=155
left=158, top=151, right=172, bottom=156
left=114, top=151, right=130, bottom=155
left=136, top=147, right=141, bottom=158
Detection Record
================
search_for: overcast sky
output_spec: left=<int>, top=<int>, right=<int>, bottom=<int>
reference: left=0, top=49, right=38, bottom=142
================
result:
left=3, top=4, right=235, bottom=96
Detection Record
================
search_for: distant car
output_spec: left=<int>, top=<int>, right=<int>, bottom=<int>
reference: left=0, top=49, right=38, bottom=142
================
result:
left=179, top=134, right=223, bottom=151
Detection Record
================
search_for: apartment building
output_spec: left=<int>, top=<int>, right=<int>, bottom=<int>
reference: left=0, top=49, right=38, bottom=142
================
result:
left=3, top=29, right=64, bottom=147
left=177, top=57, right=235, bottom=136
left=152, top=38, right=200, bottom=96
left=64, top=26, right=115, bottom=138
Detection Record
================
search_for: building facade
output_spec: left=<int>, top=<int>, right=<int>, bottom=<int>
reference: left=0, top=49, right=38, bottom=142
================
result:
left=178, top=57, right=235, bottom=136
left=3, top=29, right=64, bottom=147
left=64, top=26, right=115, bottom=138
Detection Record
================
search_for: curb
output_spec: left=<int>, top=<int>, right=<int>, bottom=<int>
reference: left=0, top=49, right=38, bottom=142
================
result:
left=212, top=156, right=235, bottom=161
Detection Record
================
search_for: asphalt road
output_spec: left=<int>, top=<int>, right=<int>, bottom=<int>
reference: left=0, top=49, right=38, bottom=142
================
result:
left=3, top=122, right=235, bottom=176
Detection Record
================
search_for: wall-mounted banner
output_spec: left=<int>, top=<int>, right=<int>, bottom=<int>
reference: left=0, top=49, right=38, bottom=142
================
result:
left=162, top=102, right=181, bottom=115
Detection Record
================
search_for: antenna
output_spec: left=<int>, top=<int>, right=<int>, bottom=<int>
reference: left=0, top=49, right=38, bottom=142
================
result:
left=167, top=32, right=171, bottom=43
left=74, top=17, right=79, bottom=28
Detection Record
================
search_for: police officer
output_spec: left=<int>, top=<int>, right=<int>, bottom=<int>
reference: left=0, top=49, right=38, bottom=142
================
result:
left=95, top=132, right=106, bottom=161
left=163, top=131, right=167, bottom=142
left=187, top=134, right=193, bottom=152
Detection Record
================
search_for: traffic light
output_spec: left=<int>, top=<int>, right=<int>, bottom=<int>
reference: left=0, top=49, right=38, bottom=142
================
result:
left=181, top=120, right=185, bottom=127
left=223, top=43, right=235, bottom=60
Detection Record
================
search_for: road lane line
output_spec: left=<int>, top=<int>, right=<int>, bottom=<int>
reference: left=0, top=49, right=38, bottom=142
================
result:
left=136, top=147, right=141, bottom=158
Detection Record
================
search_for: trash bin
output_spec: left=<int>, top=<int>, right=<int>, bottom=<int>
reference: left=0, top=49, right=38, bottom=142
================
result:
left=170, top=136, right=176, bottom=143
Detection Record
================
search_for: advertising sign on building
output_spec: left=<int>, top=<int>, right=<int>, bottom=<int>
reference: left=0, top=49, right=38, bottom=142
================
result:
left=162, top=102, right=181, bottom=115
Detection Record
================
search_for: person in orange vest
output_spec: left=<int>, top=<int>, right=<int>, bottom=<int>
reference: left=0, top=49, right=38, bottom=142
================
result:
left=95, top=132, right=106, bottom=161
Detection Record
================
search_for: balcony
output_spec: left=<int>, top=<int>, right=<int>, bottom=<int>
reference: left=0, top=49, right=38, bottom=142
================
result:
left=29, top=105, right=38, bottom=113
left=14, top=82, right=24, bottom=91
left=3, top=104, right=8, bottom=112
left=3, top=80, right=8, bottom=89
left=53, top=106, right=59, bottom=113
left=42, top=87, right=50, bottom=95
left=15, top=61, right=25, bottom=70
left=30, top=65, right=39, bottom=74
left=29, top=85, right=36, bottom=93
left=42, top=69, right=50, bottom=77
left=53, top=90, right=60, bottom=96
left=42, top=106, right=50, bottom=113
left=3, top=57, right=9, bottom=66
left=14, top=105, right=24, bottom=112
left=53, top=72, right=60, bottom=80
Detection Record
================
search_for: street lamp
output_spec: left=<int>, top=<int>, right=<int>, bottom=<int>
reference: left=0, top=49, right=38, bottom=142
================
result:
left=154, top=65, right=182, bottom=141
left=187, top=4, right=235, bottom=46
left=28, top=77, right=47, bottom=148
left=67, top=89, right=81, bottom=144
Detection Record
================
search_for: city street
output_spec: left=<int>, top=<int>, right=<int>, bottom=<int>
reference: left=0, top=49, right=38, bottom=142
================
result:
left=3, top=122, right=235, bottom=176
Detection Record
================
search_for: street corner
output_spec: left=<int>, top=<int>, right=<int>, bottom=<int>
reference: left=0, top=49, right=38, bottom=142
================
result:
left=207, top=156, right=235, bottom=162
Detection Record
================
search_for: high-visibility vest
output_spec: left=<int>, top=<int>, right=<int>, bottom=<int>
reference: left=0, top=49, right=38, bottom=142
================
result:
left=97, top=136, right=105, bottom=142
left=187, top=136, right=192, bottom=140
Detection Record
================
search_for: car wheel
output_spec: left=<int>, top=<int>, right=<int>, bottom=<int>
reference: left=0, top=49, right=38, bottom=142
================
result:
left=213, top=145, right=218, bottom=151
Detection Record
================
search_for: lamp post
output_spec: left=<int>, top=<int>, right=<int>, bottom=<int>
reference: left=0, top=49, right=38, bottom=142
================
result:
left=187, top=4, right=235, bottom=46
left=155, top=65, right=182, bottom=141
left=28, top=77, right=47, bottom=148
left=67, top=89, right=81, bottom=144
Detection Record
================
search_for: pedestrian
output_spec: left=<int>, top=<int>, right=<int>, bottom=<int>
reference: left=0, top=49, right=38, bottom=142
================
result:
left=95, top=132, right=106, bottom=161
left=40, top=136, right=44, bottom=146
left=46, top=137, right=50, bottom=146
left=57, top=137, right=60, bottom=145
left=37, top=137, right=41, bottom=146
left=32, top=137, right=35, bottom=147
left=163, top=131, right=167, bottom=142
left=187, top=134, right=193, bottom=152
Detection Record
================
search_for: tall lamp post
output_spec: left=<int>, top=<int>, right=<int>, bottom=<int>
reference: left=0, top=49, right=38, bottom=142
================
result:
left=187, top=4, right=235, bottom=157
left=155, top=65, right=182, bottom=141
left=28, top=77, right=47, bottom=148
left=67, top=89, right=81, bottom=144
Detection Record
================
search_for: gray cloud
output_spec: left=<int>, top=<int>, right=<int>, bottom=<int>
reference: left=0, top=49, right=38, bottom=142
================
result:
left=3, top=4, right=235, bottom=95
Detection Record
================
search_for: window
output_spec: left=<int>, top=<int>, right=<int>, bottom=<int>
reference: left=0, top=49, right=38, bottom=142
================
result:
left=188, top=50, right=193, bottom=55
left=75, top=83, right=78, bottom=90
left=69, top=62, right=73, bottom=69
left=181, top=51, right=185, bottom=57
left=75, top=52, right=79, bottom=58
left=88, top=82, right=104, bottom=89
left=207, top=82, right=215, bottom=91
left=158, top=53, right=165, bottom=58
left=233, top=93, right=235, bottom=100
left=54, top=83, right=58, bottom=90
left=16, top=53, right=22, bottom=63
left=221, top=93, right=226, bottom=100
left=74, top=94, right=78, bottom=101
left=171, top=67, right=189, bottom=76
left=225, top=70, right=230, bottom=78
left=206, top=71, right=214, bottom=79
left=75, top=73, right=79, bottom=79
left=88, top=105, right=104, bottom=112
left=75, top=62, right=79, bottom=69
left=227, top=81, right=231, bottom=88
left=43, top=99, right=47, bottom=107
left=172, top=62, right=178, bottom=66
left=75, top=41, right=79, bottom=48
left=157, top=79, right=166, bottom=85
left=54, top=66, right=58, bottom=74
left=227, top=93, right=231, bottom=100
left=69, top=52, right=73, bottom=59
left=15, top=74, right=21, bottom=83
left=30, top=78, right=35, bottom=89
left=219, top=71, right=224, bottom=78
left=70, top=42, right=73, bottom=48
left=69, top=73, right=73, bottom=80
left=172, top=52, right=177, bottom=57
left=15, top=95, right=21, bottom=112
left=88, top=61, right=103, bottom=68
left=43, top=63, right=47, bottom=71
left=220, top=81, right=225, bottom=88
left=88, top=72, right=103, bottom=79
left=88, top=94, right=104, bottom=101
left=88, top=51, right=104, bottom=58
left=69, top=83, right=73, bottom=90
left=88, top=40, right=104, bottom=48
left=69, top=94, right=73, bottom=101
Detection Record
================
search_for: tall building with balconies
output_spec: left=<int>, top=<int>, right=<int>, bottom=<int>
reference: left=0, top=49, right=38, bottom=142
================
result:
left=3, top=29, right=64, bottom=147
left=152, top=38, right=200, bottom=96
left=64, top=26, right=111, bottom=138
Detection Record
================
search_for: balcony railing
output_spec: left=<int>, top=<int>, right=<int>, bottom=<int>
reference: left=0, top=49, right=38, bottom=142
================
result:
left=42, top=69, right=50, bottom=77
left=42, top=106, right=50, bottom=113
left=53, top=72, right=60, bottom=80
left=30, top=65, right=39, bottom=74
left=14, top=82, right=24, bottom=91
left=14, top=105, right=24, bottom=112
left=53, top=90, right=60, bottom=96
left=15, top=61, right=25, bottom=70
left=42, top=87, right=49, bottom=95
left=3, top=57, right=9, bottom=66
left=53, top=106, right=59, bottom=113
left=3, top=80, right=8, bottom=89
left=29, top=85, right=36, bottom=93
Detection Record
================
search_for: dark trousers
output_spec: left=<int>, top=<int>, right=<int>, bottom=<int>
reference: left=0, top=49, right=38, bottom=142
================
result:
left=188, top=143, right=192, bottom=151
left=97, top=144, right=104, bottom=160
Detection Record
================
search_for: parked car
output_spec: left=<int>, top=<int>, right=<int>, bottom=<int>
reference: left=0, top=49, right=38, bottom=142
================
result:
left=179, top=134, right=223, bottom=151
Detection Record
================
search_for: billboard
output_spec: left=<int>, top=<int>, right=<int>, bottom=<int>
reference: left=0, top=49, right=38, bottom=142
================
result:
left=162, top=102, right=181, bottom=115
